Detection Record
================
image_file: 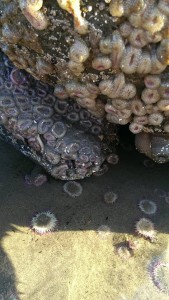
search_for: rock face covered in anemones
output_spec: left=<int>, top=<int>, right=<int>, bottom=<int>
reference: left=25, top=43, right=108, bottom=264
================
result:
left=0, top=0, right=169, bottom=133
left=0, top=51, right=117, bottom=180
left=1, top=0, right=169, bottom=162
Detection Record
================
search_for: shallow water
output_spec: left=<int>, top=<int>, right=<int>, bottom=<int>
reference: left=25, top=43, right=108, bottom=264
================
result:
left=0, top=139, right=169, bottom=300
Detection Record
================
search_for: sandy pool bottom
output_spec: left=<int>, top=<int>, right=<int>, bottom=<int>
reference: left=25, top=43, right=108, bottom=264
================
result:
left=0, top=139, right=169, bottom=300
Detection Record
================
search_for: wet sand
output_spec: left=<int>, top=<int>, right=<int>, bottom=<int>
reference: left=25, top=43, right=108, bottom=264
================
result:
left=0, top=138, right=169, bottom=300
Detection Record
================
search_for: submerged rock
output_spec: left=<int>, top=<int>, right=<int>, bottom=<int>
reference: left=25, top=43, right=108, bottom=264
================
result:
left=0, top=51, right=117, bottom=180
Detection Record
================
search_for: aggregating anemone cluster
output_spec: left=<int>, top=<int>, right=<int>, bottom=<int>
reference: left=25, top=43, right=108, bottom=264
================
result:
left=0, top=1, right=169, bottom=163
left=0, top=51, right=117, bottom=180
left=129, top=74, right=169, bottom=134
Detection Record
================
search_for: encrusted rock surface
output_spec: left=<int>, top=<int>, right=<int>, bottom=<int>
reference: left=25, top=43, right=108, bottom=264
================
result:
left=0, top=51, right=117, bottom=180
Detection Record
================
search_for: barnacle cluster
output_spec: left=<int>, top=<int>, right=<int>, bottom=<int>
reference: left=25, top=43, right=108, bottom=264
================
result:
left=0, top=0, right=169, bottom=162
left=0, top=51, right=117, bottom=180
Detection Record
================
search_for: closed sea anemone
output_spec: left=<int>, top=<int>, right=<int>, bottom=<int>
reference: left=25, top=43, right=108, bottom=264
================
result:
left=68, top=60, right=84, bottom=75
left=97, top=225, right=111, bottom=239
left=54, top=84, right=69, bottom=99
left=135, top=218, right=156, bottom=241
left=99, top=35, right=114, bottom=54
left=104, top=191, right=118, bottom=204
left=33, top=174, right=47, bottom=187
left=31, top=211, right=58, bottom=235
left=93, top=163, right=109, bottom=177
left=106, top=153, right=119, bottom=164
left=69, top=39, right=89, bottom=63
left=19, top=0, right=48, bottom=30
left=120, top=46, right=141, bottom=74
left=138, top=200, right=157, bottom=215
left=63, top=180, right=83, bottom=197
left=148, top=112, right=164, bottom=126
left=109, top=0, right=124, bottom=17
left=129, top=122, right=143, bottom=134
left=51, top=121, right=67, bottom=138
left=92, top=55, right=112, bottom=71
